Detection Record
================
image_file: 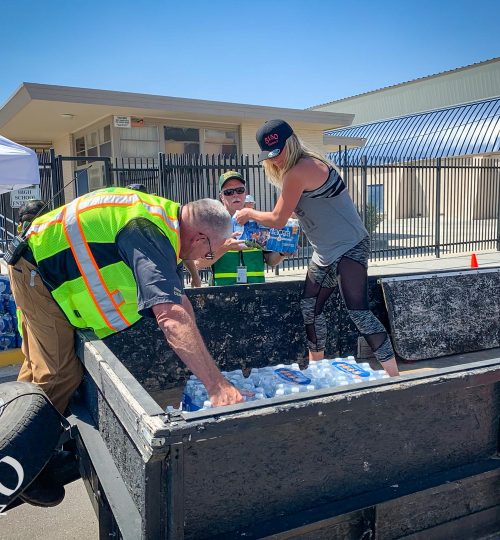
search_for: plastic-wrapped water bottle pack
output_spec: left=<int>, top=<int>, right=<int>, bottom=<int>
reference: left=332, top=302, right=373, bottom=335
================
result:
left=0, top=275, right=21, bottom=350
left=180, top=357, right=390, bottom=412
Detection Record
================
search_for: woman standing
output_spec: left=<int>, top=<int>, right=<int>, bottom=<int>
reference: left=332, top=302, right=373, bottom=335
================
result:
left=235, top=119, right=399, bottom=376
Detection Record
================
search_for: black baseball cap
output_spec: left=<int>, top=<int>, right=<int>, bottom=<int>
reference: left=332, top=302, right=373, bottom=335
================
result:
left=18, top=199, right=46, bottom=224
left=256, top=119, right=294, bottom=162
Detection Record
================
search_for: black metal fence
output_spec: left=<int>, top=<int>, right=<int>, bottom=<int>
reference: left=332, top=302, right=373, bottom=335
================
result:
left=337, top=155, right=500, bottom=260
left=1, top=152, right=499, bottom=272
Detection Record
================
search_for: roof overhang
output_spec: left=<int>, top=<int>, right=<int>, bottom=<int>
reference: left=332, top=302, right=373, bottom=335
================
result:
left=0, top=83, right=355, bottom=144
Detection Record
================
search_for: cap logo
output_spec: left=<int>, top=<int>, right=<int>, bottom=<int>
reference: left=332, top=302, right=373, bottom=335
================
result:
left=264, top=133, right=279, bottom=146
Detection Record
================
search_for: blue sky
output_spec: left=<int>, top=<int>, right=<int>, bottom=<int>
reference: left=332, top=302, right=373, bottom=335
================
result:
left=1, top=0, right=499, bottom=109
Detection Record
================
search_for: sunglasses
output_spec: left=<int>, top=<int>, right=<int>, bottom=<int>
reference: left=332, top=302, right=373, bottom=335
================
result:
left=222, top=186, right=246, bottom=197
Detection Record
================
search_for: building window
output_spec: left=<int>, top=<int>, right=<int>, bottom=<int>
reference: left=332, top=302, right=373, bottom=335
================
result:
left=120, top=126, right=159, bottom=159
left=164, top=127, right=200, bottom=154
left=75, top=137, right=86, bottom=166
left=99, top=125, right=112, bottom=157
left=74, top=124, right=112, bottom=164
left=204, top=129, right=237, bottom=156
left=164, top=126, right=238, bottom=155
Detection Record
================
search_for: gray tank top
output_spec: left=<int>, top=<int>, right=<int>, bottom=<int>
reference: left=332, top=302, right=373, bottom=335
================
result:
left=294, top=165, right=368, bottom=266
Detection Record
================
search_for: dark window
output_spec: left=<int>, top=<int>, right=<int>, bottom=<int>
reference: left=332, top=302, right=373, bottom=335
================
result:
left=75, top=137, right=86, bottom=166
left=184, top=142, right=200, bottom=154
left=164, top=127, right=199, bottom=142
left=221, top=144, right=237, bottom=155
left=99, top=142, right=112, bottom=157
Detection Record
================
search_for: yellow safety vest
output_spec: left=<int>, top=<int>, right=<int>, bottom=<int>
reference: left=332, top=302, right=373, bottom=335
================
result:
left=27, top=187, right=180, bottom=338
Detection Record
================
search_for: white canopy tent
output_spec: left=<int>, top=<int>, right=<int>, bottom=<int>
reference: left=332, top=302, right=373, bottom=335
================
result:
left=0, top=135, right=40, bottom=194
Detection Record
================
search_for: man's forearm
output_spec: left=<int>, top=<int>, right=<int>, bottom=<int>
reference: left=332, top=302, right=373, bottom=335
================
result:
left=181, top=294, right=196, bottom=321
left=153, top=303, right=226, bottom=393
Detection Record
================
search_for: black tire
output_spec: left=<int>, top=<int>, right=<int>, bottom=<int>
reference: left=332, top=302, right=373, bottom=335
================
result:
left=0, top=381, right=63, bottom=509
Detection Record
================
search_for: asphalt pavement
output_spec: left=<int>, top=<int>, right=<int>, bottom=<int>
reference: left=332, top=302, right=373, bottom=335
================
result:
left=1, top=480, right=98, bottom=539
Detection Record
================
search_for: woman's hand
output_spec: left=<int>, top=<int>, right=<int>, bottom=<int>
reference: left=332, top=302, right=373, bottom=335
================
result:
left=234, top=208, right=253, bottom=224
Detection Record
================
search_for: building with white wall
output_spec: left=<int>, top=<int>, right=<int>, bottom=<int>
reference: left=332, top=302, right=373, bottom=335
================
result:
left=0, top=83, right=353, bottom=199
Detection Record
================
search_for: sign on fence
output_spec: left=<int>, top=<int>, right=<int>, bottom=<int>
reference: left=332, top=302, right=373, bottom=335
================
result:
left=10, top=186, right=41, bottom=208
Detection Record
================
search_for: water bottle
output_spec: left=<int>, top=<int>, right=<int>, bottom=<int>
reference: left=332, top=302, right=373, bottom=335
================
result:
left=0, top=314, right=13, bottom=333
left=260, top=370, right=278, bottom=398
left=231, top=217, right=244, bottom=239
left=0, top=276, right=10, bottom=295
left=7, top=295, right=16, bottom=316
left=0, top=333, right=16, bottom=350
left=182, top=379, right=206, bottom=411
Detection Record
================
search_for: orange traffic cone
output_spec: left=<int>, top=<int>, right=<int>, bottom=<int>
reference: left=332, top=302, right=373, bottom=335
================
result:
left=470, top=253, right=479, bottom=268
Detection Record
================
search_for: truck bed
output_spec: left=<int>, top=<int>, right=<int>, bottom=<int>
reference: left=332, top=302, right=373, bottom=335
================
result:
left=71, top=270, right=500, bottom=539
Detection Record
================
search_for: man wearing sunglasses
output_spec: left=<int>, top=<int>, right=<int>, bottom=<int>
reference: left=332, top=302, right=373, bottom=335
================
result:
left=196, top=171, right=284, bottom=285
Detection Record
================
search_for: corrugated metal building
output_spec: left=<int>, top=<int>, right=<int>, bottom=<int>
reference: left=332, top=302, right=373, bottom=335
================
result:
left=326, top=96, right=500, bottom=162
left=311, top=57, right=500, bottom=125
left=305, top=60, right=500, bottom=230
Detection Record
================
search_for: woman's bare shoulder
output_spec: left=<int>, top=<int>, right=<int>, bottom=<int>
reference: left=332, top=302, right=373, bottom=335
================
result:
left=287, top=157, right=329, bottom=189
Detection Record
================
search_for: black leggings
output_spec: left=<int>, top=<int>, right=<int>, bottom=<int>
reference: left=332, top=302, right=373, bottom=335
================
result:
left=300, top=241, right=394, bottom=362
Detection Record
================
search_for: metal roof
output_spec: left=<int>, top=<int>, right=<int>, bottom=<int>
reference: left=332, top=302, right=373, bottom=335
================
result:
left=326, top=96, right=500, bottom=162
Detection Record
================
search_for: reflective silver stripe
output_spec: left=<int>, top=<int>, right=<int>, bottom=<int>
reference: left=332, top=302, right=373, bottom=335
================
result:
left=27, top=209, right=65, bottom=236
left=78, top=193, right=179, bottom=232
left=78, top=192, right=138, bottom=211
left=142, top=202, right=179, bottom=232
left=64, top=199, right=129, bottom=332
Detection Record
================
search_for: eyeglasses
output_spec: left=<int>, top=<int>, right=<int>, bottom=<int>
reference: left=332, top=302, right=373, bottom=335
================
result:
left=204, top=236, right=215, bottom=260
left=222, top=187, right=246, bottom=197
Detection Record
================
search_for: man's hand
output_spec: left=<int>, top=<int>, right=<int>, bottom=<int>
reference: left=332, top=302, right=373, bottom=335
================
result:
left=190, top=274, right=202, bottom=288
left=234, top=208, right=252, bottom=225
left=153, top=303, right=246, bottom=408
left=207, top=379, right=244, bottom=407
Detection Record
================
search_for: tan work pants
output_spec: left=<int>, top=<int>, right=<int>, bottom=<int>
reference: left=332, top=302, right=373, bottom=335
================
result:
left=7, top=257, right=83, bottom=414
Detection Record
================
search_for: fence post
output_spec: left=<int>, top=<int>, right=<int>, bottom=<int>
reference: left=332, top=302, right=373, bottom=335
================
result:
left=342, top=146, right=348, bottom=189
left=435, top=157, right=442, bottom=258
left=496, top=163, right=500, bottom=252
left=361, top=155, right=368, bottom=226
left=49, top=149, right=58, bottom=205
left=158, top=152, right=165, bottom=198
left=103, top=158, right=112, bottom=187
left=52, top=152, right=65, bottom=208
